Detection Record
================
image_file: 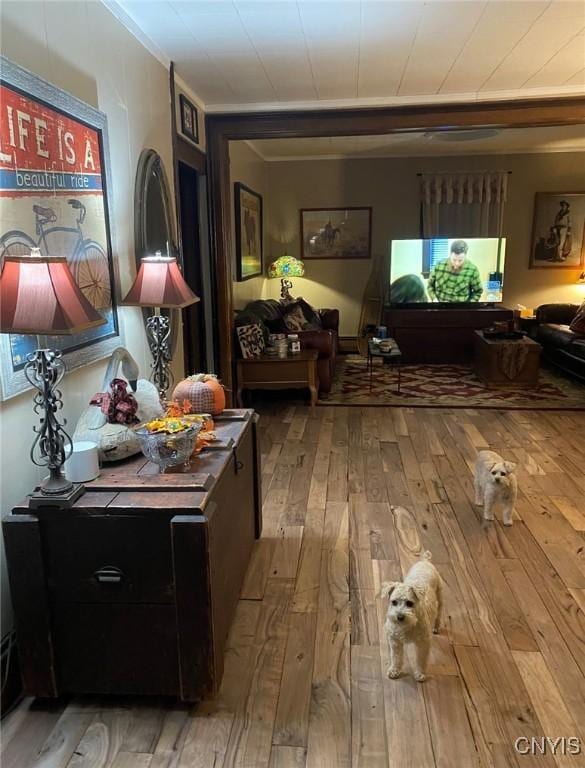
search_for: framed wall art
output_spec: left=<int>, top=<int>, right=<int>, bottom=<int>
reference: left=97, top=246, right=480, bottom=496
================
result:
left=300, top=207, right=372, bottom=260
left=179, top=94, right=198, bottom=144
left=529, top=192, right=585, bottom=269
left=235, top=182, right=263, bottom=281
left=0, top=56, right=121, bottom=400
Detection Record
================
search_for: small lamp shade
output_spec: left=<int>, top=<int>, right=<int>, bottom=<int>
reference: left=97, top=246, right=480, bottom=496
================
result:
left=122, top=252, right=199, bottom=308
left=577, top=271, right=585, bottom=284
left=268, top=254, right=305, bottom=279
left=0, top=249, right=106, bottom=335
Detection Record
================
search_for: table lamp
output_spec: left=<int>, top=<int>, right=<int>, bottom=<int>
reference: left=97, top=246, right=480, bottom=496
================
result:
left=268, top=254, right=305, bottom=302
left=0, top=248, right=106, bottom=507
left=122, top=251, right=199, bottom=399
left=577, top=271, right=585, bottom=285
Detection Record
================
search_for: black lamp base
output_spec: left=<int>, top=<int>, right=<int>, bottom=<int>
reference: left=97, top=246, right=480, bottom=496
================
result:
left=29, top=482, right=85, bottom=509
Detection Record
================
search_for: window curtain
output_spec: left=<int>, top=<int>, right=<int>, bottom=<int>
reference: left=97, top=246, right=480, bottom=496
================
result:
left=420, top=171, right=508, bottom=238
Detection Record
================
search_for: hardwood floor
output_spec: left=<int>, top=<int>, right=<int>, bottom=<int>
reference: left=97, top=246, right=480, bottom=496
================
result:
left=3, top=404, right=585, bottom=768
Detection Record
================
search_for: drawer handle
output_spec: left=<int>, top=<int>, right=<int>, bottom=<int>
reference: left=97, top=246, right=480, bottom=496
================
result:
left=233, top=447, right=244, bottom=473
left=94, top=565, right=124, bottom=584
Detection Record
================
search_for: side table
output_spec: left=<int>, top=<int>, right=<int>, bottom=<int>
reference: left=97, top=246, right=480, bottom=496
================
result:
left=367, top=339, right=402, bottom=393
left=237, top=349, right=319, bottom=410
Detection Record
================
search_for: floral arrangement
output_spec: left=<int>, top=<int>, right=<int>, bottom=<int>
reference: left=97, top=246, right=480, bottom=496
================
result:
left=142, top=400, right=216, bottom=453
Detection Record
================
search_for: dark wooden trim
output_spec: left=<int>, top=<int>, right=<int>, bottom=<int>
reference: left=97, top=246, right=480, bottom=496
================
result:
left=176, top=135, right=207, bottom=174
left=169, top=63, right=182, bottom=265
left=206, top=121, right=234, bottom=402
left=2, top=515, right=58, bottom=698
left=171, top=513, right=214, bottom=701
left=206, top=96, right=585, bottom=394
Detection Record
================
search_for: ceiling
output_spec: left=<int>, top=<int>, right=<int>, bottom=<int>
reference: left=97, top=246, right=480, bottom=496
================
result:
left=108, top=0, right=585, bottom=113
left=246, top=124, right=585, bottom=159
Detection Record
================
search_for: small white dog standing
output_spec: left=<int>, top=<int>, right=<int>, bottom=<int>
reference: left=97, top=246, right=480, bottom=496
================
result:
left=381, top=552, right=442, bottom=683
left=474, top=449, right=517, bottom=527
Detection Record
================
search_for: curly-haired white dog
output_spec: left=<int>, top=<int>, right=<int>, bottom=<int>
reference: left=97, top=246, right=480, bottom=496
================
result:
left=381, top=552, right=442, bottom=683
left=474, top=450, right=517, bottom=527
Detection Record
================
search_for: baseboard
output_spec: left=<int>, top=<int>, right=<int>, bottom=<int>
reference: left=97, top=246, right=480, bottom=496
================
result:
left=338, top=336, right=359, bottom=354
left=1, top=630, right=22, bottom=718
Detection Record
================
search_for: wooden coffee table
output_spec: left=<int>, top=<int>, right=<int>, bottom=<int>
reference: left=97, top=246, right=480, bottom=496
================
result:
left=237, top=349, right=319, bottom=409
left=473, top=330, right=542, bottom=387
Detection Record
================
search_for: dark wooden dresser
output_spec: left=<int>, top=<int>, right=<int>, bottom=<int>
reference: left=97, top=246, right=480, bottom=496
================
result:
left=3, top=409, right=261, bottom=702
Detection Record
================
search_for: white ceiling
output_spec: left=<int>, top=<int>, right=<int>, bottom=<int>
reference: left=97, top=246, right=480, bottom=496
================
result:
left=247, top=124, right=585, bottom=159
left=107, top=0, right=585, bottom=113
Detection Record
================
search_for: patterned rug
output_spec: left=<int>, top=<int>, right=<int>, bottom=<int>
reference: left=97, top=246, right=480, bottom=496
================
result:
left=320, top=356, right=585, bottom=409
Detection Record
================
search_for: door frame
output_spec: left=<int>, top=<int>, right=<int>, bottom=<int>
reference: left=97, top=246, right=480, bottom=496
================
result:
left=206, top=96, right=585, bottom=397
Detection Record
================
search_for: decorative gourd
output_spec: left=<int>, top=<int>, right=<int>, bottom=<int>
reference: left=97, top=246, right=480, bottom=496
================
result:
left=172, top=374, right=226, bottom=416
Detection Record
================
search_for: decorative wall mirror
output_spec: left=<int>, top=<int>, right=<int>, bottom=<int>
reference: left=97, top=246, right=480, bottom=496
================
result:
left=134, top=149, right=179, bottom=354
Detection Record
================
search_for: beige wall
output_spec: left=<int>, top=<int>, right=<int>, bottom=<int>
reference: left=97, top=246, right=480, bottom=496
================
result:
left=0, top=1, right=179, bottom=628
left=230, top=147, right=585, bottom=336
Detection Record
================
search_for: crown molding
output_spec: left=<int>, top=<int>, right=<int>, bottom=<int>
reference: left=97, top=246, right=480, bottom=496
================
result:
left=102, top=0, right=170, bottom=70
left=254, top=145, right=585, bottom=162
left=243, top=140, right=269, bottom=162
left=205, top=84, right=585, bottom=114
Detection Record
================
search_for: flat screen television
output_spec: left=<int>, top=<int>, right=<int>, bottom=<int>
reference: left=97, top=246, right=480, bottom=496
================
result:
left=389, top=237, right=506, bottom=305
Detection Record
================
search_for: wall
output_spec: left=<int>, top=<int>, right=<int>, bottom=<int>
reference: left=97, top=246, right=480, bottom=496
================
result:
left=258, top=151, right=585, bottom=336
left=0, top=1, right=179, bottom=632
left=230, top=141, right=271, bottom=309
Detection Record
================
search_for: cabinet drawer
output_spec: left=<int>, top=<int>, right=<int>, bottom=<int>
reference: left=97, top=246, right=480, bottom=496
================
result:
left=53, top=603, right=180, bottom=696
left=44, top=517, right=174, bottom=604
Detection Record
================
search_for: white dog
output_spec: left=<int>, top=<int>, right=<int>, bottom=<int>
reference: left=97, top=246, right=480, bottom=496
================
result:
left=381, top=552, right=442, bottom=683
left=474, top=449, right=517, bottom=527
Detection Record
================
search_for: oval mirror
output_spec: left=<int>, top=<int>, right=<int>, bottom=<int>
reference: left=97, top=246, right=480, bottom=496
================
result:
left=134, top=149, right=179, bottom=355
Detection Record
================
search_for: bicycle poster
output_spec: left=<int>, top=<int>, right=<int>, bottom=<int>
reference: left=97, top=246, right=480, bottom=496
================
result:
left=0, top=56, right=121, bottom=400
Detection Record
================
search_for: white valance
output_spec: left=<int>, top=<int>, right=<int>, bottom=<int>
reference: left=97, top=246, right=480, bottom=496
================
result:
left=420, top=171, right=509, bottom=238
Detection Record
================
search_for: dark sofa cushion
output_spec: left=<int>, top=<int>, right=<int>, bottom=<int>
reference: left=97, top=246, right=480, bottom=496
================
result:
left=568, top=338, right=585, bottom=361
left=537, top=323, right=576, bottom=349
left=569, top=301, right=585, bottom=334
left=244, top=299, right=288, bottom=333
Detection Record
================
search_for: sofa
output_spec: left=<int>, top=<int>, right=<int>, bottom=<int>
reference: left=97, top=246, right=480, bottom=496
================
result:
left=235, top=298, right=339, bottom=393
left=535, top=303, right=585, bottom=382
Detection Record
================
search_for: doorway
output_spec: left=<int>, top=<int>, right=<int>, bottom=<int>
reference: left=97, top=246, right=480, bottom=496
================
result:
left=178, top=160, right=210, bottom=374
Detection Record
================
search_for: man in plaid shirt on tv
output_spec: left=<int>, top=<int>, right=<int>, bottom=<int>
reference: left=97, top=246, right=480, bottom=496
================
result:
left=427, top=240, right=484, bottom=302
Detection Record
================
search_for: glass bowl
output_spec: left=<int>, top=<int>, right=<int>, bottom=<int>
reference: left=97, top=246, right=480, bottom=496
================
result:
left=134, top=422, right=202, bottom=472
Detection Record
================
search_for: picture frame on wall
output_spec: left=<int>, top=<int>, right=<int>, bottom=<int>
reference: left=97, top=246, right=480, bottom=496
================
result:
left=179, top=94, right=198, bottom=144
left=234, top=182, right=263, bottom=281
left=0, top=55, right=122, bottom=401
left=529, top=192, right=585, bottom=269
left=300, top=207, right=372, bottom=260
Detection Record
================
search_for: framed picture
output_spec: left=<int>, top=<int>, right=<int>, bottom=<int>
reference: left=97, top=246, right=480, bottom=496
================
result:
left=235, top=182, right=263, bottom=281
left=0, top=55, right=121, bottom=400
left=300, top=207, right=372, bottom=260
left=529, top=192, right=585, bottom=269
left=179, top=94, right=198, bottom=144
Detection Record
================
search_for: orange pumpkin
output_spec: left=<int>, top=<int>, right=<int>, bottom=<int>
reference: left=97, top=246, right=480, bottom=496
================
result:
left=172, top=374, right=226, bottom=416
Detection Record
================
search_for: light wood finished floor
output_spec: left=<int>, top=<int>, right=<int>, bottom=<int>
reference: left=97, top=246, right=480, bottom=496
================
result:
left=3, top=404, right=585, bottom=768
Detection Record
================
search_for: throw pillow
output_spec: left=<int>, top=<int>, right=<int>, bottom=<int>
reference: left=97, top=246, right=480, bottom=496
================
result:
left=237, top=324, right=265, bottom=358
left=296, top=297, right=322, bottom=328
left=283, top=304, right=307, bottom=332
left=569, top=301, right=585, bottom=335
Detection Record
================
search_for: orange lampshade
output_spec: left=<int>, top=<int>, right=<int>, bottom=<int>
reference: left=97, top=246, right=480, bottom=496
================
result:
left=122, top=252, right=199, bottom=309
left=0, top=250, right=106, bottom=335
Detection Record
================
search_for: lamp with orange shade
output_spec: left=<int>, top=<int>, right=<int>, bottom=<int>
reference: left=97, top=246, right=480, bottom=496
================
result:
left=122, top=251, right=199, bottom=398
left=0, top=248, right=106, bottom=506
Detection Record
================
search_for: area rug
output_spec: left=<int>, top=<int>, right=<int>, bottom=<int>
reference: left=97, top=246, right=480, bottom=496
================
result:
left=319, top=356, right=585, bottom=410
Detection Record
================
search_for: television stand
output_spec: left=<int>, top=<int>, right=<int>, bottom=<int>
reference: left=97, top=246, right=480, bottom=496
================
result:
left=382, top=306, right=514, bottom=364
